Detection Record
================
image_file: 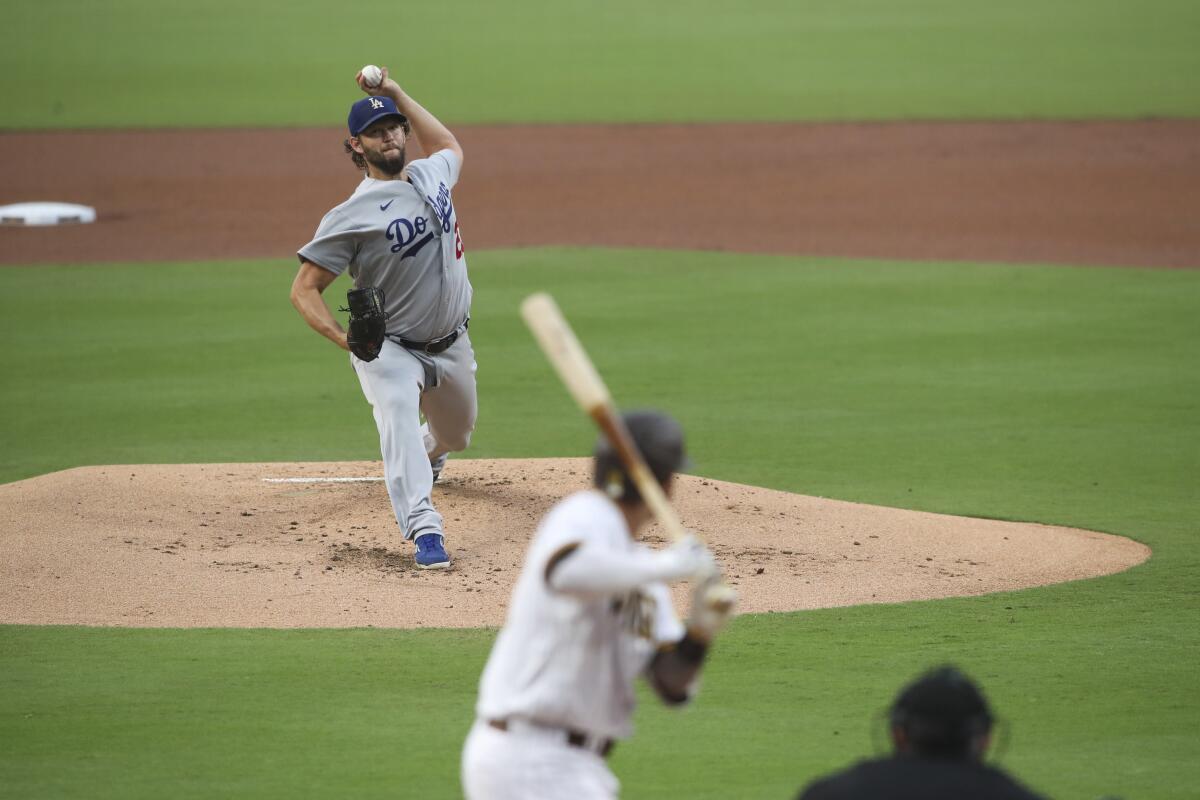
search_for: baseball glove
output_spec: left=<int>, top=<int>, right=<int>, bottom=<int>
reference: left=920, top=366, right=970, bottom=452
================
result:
left=342, top=287, right=388, bottom=362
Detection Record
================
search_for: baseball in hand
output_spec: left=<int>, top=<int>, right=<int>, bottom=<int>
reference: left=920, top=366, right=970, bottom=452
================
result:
left=361, top=65, right=383, bottom=88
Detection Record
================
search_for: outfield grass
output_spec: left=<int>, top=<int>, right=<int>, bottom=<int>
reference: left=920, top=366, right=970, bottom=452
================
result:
left=3, top=0, right=1198, bottom=128
left=1, top=251, right=1197, bottom=798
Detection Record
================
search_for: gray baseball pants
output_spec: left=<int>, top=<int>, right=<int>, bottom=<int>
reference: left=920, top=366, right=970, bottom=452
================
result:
left=352, top=332, right=477, bottom=540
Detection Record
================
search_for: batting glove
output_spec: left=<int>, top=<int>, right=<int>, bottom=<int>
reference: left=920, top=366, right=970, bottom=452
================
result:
left=658, top=534, right=716, bottom=582
left=688, top=566, right=738, bottom=641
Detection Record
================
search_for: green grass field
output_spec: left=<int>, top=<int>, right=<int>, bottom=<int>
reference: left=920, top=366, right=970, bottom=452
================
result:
left=1, top=253, right=1198, bottom=798
left=2, top=0, right=1199, bottom=128
left=3, top=0, right=1199, bottom=797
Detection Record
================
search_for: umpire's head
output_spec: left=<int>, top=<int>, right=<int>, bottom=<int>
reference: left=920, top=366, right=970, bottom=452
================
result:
left=593, top=409, right=689, bottom=505
left=888, top=665, right=994, bottom=761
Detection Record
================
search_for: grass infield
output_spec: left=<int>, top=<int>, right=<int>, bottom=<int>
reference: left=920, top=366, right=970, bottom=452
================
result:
left=0, top=250, right=1197, bottom=798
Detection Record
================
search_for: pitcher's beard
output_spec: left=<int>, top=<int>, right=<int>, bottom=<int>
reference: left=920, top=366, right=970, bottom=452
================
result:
left=366, top=147, right=407, bottom=177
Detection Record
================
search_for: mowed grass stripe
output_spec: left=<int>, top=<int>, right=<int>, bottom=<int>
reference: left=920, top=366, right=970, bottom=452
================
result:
left=1, top=582, right=1197, bottom=799
left=0, top=627, right=494, bottom=800
left=1, top=251, right=1195, bottom=531
left=2, top=0, right=1198, bottom=128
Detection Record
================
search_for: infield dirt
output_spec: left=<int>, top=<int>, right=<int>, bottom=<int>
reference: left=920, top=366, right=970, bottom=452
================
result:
left=0, top=460, right=1149, bottom=628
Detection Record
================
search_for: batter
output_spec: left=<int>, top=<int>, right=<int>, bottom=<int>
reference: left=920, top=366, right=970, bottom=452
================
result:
left=461, top=411, right=736, bottom=799
left=290, top=66, right=474, bottom=569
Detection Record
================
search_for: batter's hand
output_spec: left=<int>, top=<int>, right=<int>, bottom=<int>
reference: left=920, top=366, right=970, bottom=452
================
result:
left=356, top=66, right=401, bottom=97
left=688, top=566, right=737, bottom=641
left=657, top=534, right=716, bottom=582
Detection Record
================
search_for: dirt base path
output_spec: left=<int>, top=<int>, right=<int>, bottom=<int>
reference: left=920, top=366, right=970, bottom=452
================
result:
left=2, top=120, right=1197, bottom=268
left=0, top=460, right=1148, bottom=628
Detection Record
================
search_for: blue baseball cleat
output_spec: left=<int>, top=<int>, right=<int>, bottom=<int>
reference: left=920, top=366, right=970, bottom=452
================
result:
left=414, top=532, right=451, bottom=570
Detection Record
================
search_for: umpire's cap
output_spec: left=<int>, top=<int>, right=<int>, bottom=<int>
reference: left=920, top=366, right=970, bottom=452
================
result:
left=889, top=665, right=994, bottom=759
left=593, top=409, right=690, bottom=504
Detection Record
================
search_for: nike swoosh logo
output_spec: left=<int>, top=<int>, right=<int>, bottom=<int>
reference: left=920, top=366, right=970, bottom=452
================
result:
left=380, top=199, right=395, bottom=212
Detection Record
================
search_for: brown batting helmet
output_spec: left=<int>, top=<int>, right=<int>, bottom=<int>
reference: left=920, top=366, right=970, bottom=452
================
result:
left=593, top=409, right=690, bottom=504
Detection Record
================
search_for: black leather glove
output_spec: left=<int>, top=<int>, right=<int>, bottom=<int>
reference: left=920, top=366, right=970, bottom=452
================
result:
left=342, top=287, right=387, bottom=362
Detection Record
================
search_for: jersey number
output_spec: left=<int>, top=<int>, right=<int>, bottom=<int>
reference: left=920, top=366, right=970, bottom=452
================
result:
left=454, top=221, right=464, bottom=259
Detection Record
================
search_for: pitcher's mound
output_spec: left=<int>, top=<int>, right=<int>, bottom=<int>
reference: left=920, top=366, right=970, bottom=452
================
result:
left=0, top=459, right=1148, bottom=628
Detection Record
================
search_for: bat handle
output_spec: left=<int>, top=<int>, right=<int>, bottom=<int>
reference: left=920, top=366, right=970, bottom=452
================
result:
left=591, top=407, right=689, bottom=542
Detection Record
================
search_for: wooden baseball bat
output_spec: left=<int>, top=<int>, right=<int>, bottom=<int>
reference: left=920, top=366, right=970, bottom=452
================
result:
left=520, top=292, right=689, bottom=543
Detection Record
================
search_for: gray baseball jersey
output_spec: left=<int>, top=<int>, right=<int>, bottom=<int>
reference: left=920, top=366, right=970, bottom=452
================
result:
left=298, top=149, right=471, bottom=343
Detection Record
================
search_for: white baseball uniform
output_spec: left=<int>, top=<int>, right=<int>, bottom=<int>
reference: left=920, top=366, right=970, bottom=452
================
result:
left=298, top=149, right=475, bottom=544
left=462, top=490, right=688, bottom=800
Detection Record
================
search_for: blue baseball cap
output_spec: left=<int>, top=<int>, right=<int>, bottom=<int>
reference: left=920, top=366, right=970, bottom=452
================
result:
left=347, top=96, right=407, bottom=136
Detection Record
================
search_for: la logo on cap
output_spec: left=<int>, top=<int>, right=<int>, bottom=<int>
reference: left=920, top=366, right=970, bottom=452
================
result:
left=369, top=98, right=384, bottom=110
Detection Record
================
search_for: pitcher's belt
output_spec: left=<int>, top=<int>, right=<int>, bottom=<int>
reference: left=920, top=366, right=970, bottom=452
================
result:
left=393, top=317, right=469, bottom=355
left=487, top=718, right=615, bottom=759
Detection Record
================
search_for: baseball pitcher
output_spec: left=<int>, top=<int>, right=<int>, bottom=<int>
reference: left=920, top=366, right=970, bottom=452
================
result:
left=290, top=66, right=475, bottom=569
left=461, top=410, right=736, bottom=799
